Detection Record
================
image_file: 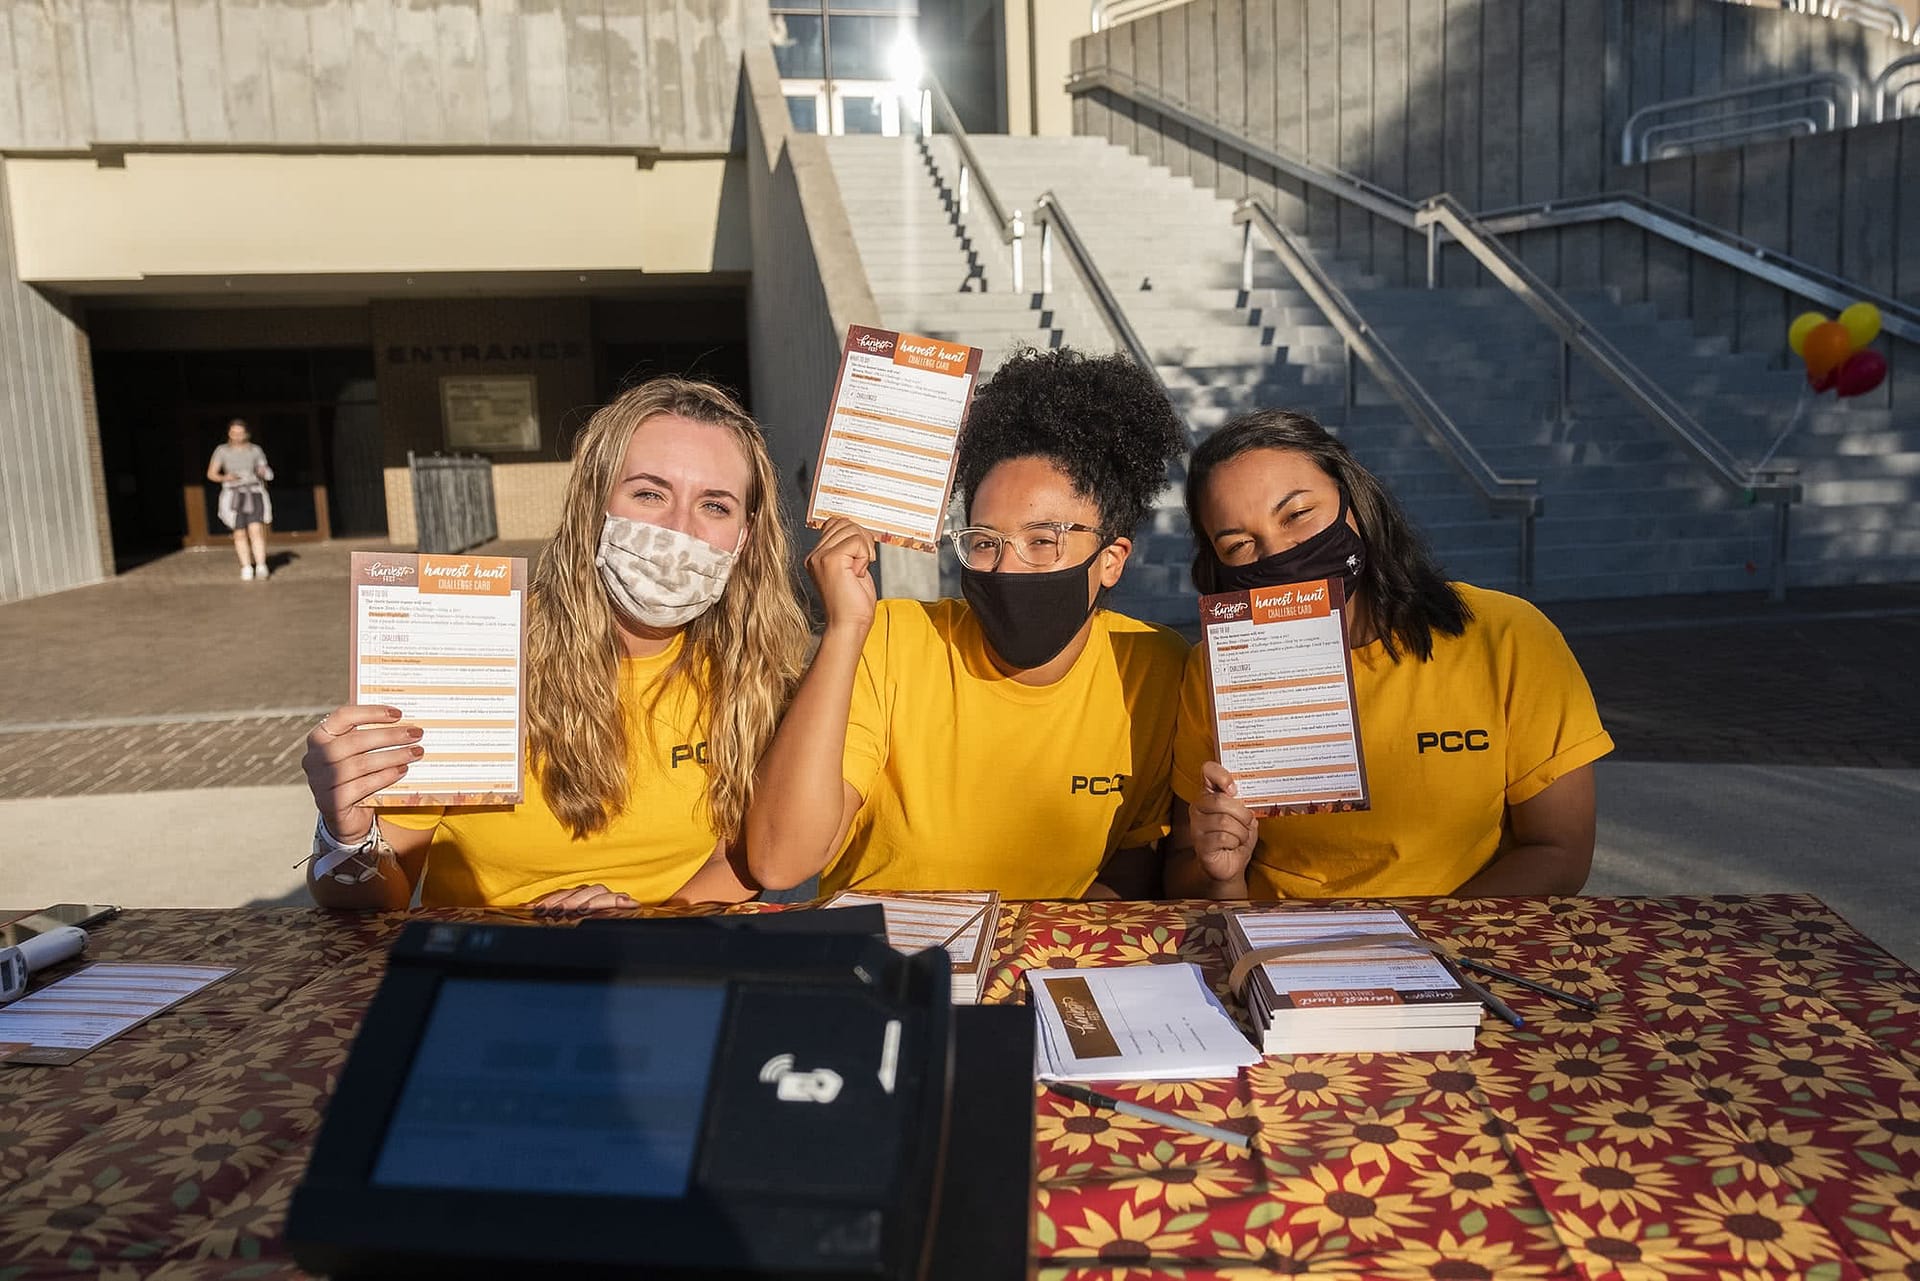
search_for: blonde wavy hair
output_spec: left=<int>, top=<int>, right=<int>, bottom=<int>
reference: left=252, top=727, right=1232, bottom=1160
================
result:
left=526, top=378, right=810, bottom=844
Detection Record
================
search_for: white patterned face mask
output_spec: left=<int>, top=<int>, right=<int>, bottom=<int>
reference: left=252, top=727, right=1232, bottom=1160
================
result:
left=595, top=513, right=743, bottom=628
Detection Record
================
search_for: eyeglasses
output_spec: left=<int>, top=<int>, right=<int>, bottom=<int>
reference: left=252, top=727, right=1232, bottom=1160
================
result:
left=947, top=521, right=1104, bottom=571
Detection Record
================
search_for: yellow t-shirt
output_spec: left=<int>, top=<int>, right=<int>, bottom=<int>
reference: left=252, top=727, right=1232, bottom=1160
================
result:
left=1173, top=584, right=1613, bottom=898
left=383, top=634, right=719, bottom=907
left=825, top=598, right=1190, bottom=899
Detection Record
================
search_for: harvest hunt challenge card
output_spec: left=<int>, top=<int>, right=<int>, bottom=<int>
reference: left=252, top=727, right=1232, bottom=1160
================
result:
left=350, top=552, right=528, bottom=807
left=1199, top=577, right=1369, bottom=815
left=806, top=325, right=984, bottom=551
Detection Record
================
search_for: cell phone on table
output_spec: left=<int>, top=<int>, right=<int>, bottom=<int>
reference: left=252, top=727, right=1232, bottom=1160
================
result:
left=0, top=904, right=118, bottom=948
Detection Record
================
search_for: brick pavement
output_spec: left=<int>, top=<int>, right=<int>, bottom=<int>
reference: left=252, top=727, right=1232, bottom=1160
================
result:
left=0, top=540, right=546, bottom=798
left=1, top=551, right=1916, bottom=798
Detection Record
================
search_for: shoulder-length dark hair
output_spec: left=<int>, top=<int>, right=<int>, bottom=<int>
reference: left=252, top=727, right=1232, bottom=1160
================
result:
left=1186, top=410, right=1471, bottom=662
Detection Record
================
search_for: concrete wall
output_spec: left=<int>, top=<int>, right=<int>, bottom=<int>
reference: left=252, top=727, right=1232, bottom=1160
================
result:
left=1072, top=0, right=1914, bottom=287
left=741, top=36, right=937, bottom=598
left=4, top=154, right=749, bottom=286
left=0, top=0, right=748, bottom=153
left=0, top=163, right=109, bottom=603
left=1000, top=0, right=1097, bottom=137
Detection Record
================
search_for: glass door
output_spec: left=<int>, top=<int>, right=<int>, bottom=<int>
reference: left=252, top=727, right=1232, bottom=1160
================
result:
left=772, top=1, right=919, bottom=138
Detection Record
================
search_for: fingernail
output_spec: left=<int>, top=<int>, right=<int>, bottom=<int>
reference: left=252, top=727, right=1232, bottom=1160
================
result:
left=386, top=707, right=401, bottom=719
left=410, top=746, right=425, bottom=758
left=408, top=727, right=424, bottom=740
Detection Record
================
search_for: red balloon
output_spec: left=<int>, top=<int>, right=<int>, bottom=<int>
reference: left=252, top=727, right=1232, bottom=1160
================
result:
left=1835, top=349, right=1887, bottom=398
left=1808, top=362, right=1839, bottom=393
left=1801, top=321, right=1855, bottom=379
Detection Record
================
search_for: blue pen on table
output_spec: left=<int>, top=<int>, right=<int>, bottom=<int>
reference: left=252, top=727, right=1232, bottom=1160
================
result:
left=1452, top=967, right=1525, bottom=1029
left=1044, top=1082, right=1254, bottom=1151
left=1454, top=955, right=1600, bottom=1012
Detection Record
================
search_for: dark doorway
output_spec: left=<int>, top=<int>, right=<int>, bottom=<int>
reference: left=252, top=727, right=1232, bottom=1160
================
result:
left=94, top=347, right=383, bottom=569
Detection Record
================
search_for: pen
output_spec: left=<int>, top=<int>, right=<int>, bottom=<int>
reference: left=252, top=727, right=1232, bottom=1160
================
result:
left=1452, top=968, right=1525, bottom=1029
left=1455, top=956, right=1599, bottom=1011
left=1045, top=1082, right=1254, bottom=1151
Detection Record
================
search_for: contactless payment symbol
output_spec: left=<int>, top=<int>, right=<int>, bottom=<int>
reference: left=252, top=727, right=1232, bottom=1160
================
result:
left=758, top=1054, right=845, bottom=1104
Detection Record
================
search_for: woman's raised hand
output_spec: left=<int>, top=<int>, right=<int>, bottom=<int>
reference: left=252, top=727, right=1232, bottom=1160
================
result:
left=300, top=705, right=423, bottom=842
left=1190, top=761, right=1259, bottom=881
left=806, top=517, right=879, bottom=635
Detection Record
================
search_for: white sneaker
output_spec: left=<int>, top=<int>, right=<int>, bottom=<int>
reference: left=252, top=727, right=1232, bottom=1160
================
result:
left=241, top=564, right=255, bottom=580
left=256, top=563, right=270, bottom=580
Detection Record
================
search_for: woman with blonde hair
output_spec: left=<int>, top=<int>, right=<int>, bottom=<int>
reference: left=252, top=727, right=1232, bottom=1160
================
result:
left=298, top=377, right=810, bottom=910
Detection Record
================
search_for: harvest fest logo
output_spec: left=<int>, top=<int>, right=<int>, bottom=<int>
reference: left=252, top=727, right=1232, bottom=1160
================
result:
left=1205, top=597, right=1250, bottom=622
left=1048, top=977, right=1122, bottom=1058
left=363, top=561, right=413, bottom=583
left=855, top=332, right=896, bottom=355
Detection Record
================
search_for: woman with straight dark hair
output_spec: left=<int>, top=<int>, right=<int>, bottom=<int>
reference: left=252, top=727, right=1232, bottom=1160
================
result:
left=1167, top=409, right=1613, bottom=899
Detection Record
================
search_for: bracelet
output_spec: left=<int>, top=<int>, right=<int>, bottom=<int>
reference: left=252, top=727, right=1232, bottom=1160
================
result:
left=309, top=815, right=396, bottom=883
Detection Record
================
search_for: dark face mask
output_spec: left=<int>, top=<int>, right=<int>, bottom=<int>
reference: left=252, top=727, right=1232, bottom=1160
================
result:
left=960, top=547, right=1105, bottom=671
left=1210, top=493, right=1367, bottom=598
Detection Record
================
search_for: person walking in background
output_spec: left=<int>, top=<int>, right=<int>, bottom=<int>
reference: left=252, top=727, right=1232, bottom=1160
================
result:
left=207, top=418, right=274, bottom=580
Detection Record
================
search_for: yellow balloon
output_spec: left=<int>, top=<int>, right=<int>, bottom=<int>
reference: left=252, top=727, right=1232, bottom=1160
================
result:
left=1788, top=311, right=1828, bottom=357
left=1840, top=302, right=1881, bottom=350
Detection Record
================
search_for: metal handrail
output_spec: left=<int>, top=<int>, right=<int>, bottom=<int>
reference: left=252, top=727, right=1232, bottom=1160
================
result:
left=920, top=71, right=1030, bottom=289
left=1235, top=198, right=1541, bottom=587
left=1795, top=0, right=1915, bottom=42
left=1621, top=73, right=1862, bottom=163
left=1029, top=191, right=1193, bottom=445
left=1874, top=52, right=1920, bottom=119
left=1473, top=193, right=1920, bottom=343
left=1070, top=62, right=1816, bottom=598
left=920, top=75, right=1013, bottom=243
left=1068, top=63, right=1920, bottom=342
left=1415, top=192, right=1800, bottom=597
left=1636, top=98, right=1831, bottom=160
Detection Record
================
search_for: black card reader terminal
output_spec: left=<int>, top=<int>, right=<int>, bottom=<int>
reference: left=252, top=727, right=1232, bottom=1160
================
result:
left=286, top=917, right=957, bottom=1280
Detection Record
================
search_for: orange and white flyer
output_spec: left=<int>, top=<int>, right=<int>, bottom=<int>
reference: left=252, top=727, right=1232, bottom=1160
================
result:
left=1199, top=577, right=1369, bottom=815
left=806, top=324, right=984, bottom=551
left=350, top=552, right=527, bottom=806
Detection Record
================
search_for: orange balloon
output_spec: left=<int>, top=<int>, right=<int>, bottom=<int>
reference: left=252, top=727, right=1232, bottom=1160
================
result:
left=1801, top=321, right=1854, bottom=379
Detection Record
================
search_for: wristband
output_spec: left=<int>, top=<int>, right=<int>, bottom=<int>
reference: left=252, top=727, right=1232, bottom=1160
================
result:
left=310, top=815, right=396, bottom=883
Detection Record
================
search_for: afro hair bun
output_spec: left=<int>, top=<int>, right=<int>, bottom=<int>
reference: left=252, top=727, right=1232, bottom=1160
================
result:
left=954, top=347, right=1186, bottom=537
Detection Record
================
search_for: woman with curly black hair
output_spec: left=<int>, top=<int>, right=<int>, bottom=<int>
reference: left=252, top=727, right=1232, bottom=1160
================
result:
left=1166, top=409, right=1613, bottom=900
left=748, top=347, right=1189, bottom=900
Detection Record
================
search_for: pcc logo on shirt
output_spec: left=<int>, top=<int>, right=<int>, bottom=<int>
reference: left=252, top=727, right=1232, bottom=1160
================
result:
left=670, top=741, right=710, bottom=768
left=1071, top=773, right=1128, bottom=796
left=1417, top=730, right=1490, bottom=754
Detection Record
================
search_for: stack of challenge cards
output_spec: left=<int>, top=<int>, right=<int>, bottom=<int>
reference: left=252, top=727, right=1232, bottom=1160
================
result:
left=821, top=890, right=998, bottom=1004
left=1228, top=909, right=1482, bottom=1054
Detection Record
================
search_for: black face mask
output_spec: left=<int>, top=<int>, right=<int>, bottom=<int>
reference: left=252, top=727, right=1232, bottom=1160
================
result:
left=1211, top=494, right=1367, bottom=598
left=960, top=548, right=1105, bottom=671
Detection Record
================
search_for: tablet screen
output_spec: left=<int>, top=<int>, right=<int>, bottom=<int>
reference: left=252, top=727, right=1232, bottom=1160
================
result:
left=371, top=977, right=727, bottom=1197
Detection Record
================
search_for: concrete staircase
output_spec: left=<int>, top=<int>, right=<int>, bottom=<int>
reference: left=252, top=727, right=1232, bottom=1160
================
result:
left=824, top=132, right=1919, bottom=617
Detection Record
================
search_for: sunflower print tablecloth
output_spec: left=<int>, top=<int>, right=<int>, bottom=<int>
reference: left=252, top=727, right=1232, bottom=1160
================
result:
left=0, top=895, right=1916, bottom=1279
